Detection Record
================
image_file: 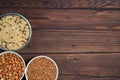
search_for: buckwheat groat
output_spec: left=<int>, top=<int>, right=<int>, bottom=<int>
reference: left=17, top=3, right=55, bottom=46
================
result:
left=0, top=14, right=30, bottom=50
left=27, top=57, right=57, bottom=80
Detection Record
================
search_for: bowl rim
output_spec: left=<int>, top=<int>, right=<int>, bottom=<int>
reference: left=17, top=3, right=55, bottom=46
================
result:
left=25, top=55, right=59, bottom=80
left=0, top=12, right=32, bottom=51
left=0, top=51, right=26, bottom=80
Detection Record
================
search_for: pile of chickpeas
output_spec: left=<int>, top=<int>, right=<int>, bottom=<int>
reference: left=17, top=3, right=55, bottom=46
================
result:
left=0, top=52, right=25, bottom=80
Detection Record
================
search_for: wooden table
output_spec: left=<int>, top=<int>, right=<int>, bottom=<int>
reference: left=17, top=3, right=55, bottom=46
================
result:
left=0, top=0, right=120, bottom=80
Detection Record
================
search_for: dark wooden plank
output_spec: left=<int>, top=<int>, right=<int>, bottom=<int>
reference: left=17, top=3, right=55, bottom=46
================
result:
left=0, top=9, right=120, bottom=31
left=0, top=0, right=120, bottom=9
left=17, top=30, right=120, bottom=53
left=22, top=75, right=120, bottom=80
left=20, top=53, right=120, bottom=80
left=58, top=76, right=120, bottom=80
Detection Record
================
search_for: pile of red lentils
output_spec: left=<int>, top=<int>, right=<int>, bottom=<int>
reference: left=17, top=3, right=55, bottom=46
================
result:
left=0, top=52, right=24, bottom=80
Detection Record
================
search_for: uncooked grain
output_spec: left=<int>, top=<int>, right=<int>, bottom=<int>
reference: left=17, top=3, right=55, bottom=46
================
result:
left=27, top=57, right=57, bottom=80
left=0, top=14, right=30, bottom=50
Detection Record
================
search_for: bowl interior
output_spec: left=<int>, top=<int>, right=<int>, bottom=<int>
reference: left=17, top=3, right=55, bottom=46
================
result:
left=25, top=56, right=59, bottom=80
left=0, top=13, right=32, bottom=51
left=0, top=51, right=26, bottom=80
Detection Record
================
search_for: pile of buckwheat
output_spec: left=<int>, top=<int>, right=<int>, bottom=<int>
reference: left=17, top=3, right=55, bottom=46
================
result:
left=26, top=57, right=57, bottom=80
left=0, top=52, right=24, bottom=80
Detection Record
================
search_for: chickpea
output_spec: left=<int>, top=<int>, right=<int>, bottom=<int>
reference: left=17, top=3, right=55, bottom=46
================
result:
left=0, top=52, right=24, bottom=80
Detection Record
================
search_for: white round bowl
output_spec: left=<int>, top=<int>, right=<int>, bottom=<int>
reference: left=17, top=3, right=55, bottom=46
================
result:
left=25, top=56, right=59, bottom=80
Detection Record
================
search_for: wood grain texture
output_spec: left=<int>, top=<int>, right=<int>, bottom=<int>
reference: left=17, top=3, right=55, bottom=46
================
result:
left=60, top=77, right=120, bottom=80
left=58, top=77, right=120, bottom=80
left=0, top=1, right=120, bottom=80
left=0, top=9, right=120, bottom=31
left=0, top=0, right=120, bottom=9
left=17, top=30, right=120, bottom=53
left=22, top=76, right=120, bottom=80
left=20, top=53, right=120, bottom=80
left=0, top=9, right=119, bottom=53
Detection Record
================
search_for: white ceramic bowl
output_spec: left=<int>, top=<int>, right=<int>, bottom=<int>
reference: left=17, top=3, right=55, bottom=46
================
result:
left=25, top=56, right=59, bottom=80
left=0, top=51, right=26, bottom=80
